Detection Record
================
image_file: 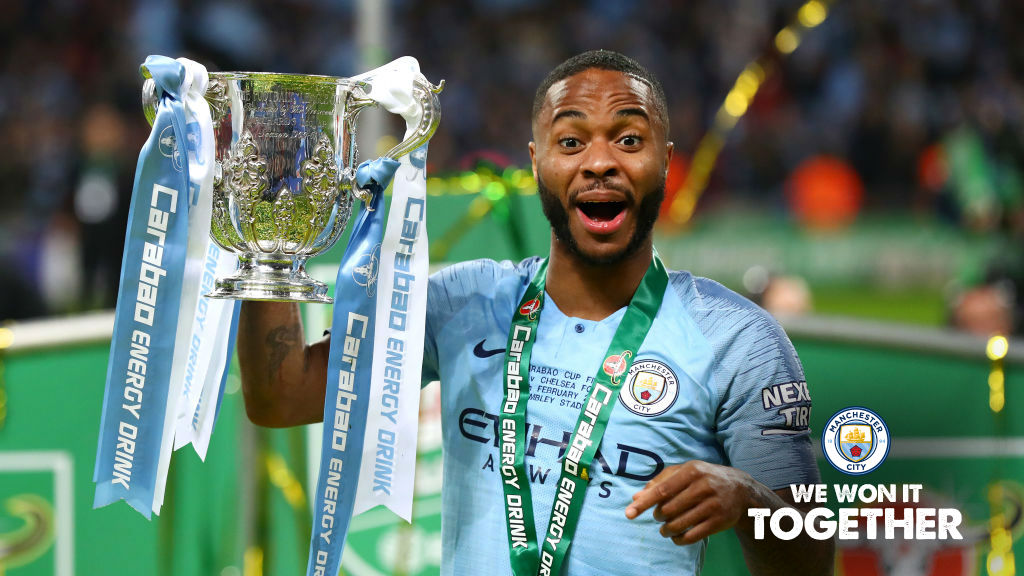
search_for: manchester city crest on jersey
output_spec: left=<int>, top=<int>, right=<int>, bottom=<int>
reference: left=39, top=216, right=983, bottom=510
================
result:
left=822, top=407, right=890, bottom=475
left=618, top=359, right=679, bottom=417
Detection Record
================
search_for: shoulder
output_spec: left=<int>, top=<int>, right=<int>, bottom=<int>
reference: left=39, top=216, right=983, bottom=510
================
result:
left=668, top=269, right=775, bottom=332
left=429, top=257, right=540, bottom=300
left=666, top=269, right=803, bottom=383
left=427, top=257, right=542, bottom=324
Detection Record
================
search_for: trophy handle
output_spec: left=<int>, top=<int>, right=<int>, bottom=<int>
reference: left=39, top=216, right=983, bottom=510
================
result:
left=141, top=78, right=158, bottom=127
left=142, top=76, right=229, bottom=126
left=379, top=75, right=444, bottom=161
left=348, top=74, right=444, bottom=202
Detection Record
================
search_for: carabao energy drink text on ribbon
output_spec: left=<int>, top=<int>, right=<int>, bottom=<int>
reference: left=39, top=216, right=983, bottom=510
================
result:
left=93, top=56, right=237, bottom=517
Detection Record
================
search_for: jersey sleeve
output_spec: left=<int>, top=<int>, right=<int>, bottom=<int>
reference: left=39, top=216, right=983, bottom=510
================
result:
left=422, top=258, right=538, bottom=384
left=713, top=308, right=819, bottom=490
left=677, top=275, right=820, bottom=491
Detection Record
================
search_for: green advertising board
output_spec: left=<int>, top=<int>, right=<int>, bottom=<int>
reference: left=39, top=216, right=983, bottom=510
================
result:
left=1, top=312, right=1021, bottom=576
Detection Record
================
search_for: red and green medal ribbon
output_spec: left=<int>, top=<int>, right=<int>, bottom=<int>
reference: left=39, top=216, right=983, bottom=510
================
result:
left=499, top=253, right=669, bottom=576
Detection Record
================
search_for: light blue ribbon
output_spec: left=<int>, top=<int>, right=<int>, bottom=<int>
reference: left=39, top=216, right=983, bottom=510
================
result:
left=306, top=157, right=400, bottom=576
left=93, top=55, right=193, bottom=517
left=211, top=301, right=241, bottom=425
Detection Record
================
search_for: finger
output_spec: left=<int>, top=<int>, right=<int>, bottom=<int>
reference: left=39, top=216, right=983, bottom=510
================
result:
left=671, top=518, right=718, bottom=546
left=659, top=498, right=716, bottom=538
left=654, top=478, right=711, bottom=521
left=626, top=467, right=684, bottom=519
left=626, top=465, right=692, bottom=519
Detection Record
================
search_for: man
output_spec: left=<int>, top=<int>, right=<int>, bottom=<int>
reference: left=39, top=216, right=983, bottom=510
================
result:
left=238, top=50, right=834, bottom=576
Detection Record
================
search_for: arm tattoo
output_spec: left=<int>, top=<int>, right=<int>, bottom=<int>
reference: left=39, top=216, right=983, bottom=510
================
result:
left=266, top=324, right=302, bottom=380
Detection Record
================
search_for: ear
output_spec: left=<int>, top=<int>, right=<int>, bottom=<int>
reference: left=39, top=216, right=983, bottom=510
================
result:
left=529, top=141, right=538, bottom=181
left=664, top=141, right=674, bottom=176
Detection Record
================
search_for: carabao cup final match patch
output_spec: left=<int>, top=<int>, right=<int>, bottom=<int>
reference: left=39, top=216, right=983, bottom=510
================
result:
left=618, top=359, right=679, bottom=417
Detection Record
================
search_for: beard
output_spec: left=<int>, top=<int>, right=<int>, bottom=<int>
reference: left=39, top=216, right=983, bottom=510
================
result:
left=537, top=175, right=665, bottom=267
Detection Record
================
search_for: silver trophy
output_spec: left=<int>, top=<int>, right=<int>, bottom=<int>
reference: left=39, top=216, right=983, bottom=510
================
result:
left=142, top=69, right=442, bottom=303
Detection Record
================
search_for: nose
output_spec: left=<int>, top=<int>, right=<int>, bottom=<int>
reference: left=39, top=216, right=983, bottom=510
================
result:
left=580, top=139, right=619, bottom=179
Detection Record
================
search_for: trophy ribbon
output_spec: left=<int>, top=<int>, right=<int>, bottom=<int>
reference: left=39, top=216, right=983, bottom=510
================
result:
left=93, top=55, right=228, bottom=517
left=150, top=57, right=238, bottom=513
left=168, top=61, right=240, bottom=461
left=307, top=56, right=432, bottom=576
left=308, top=156, right=397, bottom=576
left=352, top=58, right=430, bottom=523
left=167, top=56, right=240, bottom=461
left=173, top=296, right=240, bottom=462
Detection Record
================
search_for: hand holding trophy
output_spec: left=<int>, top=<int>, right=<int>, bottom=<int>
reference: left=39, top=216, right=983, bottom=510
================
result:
left=96, top=55, right=442, bottom=576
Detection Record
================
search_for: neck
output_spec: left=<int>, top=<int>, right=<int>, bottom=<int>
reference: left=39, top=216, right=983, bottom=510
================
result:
left=544, top=235, right=653, bottom=321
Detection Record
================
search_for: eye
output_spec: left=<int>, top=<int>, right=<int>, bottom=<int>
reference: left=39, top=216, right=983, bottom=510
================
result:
left=558, top=137, right=581, bottom=149
left=619, top=134, right=642, bottom=147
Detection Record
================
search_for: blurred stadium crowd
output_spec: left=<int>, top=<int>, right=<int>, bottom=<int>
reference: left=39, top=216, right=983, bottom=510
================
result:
left=0, top=0, right=1021, bottom=331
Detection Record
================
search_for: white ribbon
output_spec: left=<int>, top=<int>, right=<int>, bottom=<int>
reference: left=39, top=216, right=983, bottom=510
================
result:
left=172, top=242, right=237, bottom=460
left=351, top=57, right=425, bottom=140
left=351, top=57, right=429, bottom=522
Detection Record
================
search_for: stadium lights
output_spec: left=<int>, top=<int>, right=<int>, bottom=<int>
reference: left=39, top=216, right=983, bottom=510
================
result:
left=668, top=0, right=834, bottom=224
left=798, top=1, right=829, bottom=28
left=775, top=28, right=800, bottom=54
left=987, top=335, right=1009, bottom=361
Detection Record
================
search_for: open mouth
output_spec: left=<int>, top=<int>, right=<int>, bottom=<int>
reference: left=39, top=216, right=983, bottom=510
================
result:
left=578, top=200, right=627, bottom=223
left=576, top=200, right=628, bottom=233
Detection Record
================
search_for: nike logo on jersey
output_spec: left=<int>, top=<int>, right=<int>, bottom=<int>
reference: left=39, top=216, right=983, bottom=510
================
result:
left=472, top=339, right=505, bottom=358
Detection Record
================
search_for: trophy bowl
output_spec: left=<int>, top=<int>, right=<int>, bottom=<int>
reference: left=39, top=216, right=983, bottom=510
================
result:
left=142, top=68, right=441, bottom=303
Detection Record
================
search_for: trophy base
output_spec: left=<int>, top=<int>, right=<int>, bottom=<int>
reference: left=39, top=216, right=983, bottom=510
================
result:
left=204, top=256, right=333, bottom=304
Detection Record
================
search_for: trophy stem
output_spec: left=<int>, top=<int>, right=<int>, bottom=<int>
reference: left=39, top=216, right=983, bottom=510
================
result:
left=205, top=255, right=333, bottom=303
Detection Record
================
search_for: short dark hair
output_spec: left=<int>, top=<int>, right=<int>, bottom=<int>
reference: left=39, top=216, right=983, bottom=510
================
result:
left=531, top=50, right=669, bottom=136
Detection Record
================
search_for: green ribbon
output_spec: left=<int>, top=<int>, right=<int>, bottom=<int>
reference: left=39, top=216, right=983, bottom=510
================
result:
left=499, top=253, right=669, bottom=576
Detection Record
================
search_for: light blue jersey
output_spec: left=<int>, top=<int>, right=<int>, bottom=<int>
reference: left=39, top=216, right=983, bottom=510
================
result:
left=423, top=257, right=819, bottom=576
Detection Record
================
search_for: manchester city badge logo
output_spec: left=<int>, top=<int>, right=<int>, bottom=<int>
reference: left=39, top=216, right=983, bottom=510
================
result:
left=618, top=359, right=679, bottom=417
left=822, top=407, right=890, bottom=475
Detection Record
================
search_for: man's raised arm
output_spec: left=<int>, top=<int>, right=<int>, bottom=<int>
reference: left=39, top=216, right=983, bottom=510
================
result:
left=237, top=301, right=330, bottom=427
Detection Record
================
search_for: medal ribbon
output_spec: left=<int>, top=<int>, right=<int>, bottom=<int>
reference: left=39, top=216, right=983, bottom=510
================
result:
left=500, top=253, right=669, bottom=576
